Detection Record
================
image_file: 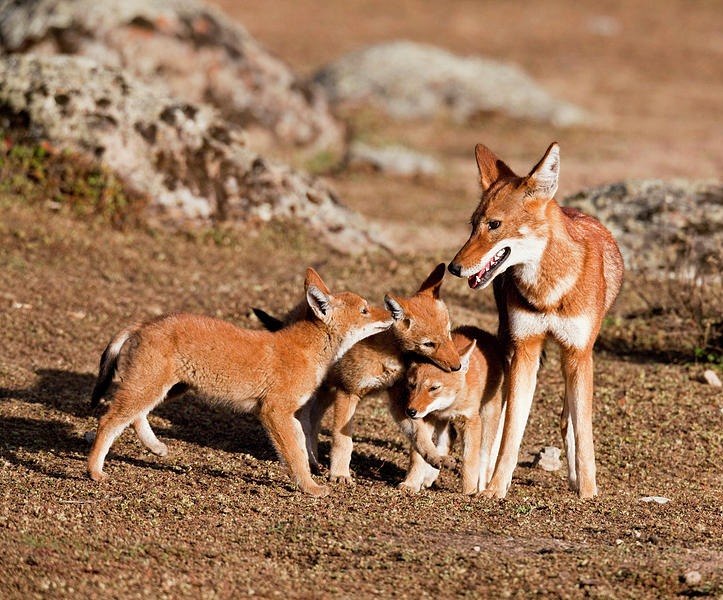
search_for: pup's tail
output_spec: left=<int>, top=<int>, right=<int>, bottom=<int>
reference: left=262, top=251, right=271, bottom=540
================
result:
left=251, top=308, right=285, bottom=332
left=90, top=327, right=134, bottom=408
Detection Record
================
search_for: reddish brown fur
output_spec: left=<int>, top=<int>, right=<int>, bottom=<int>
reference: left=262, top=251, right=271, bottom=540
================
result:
left=449, top=143, right=624, bottom=499
left=87, top=268, right=393, bottom=497
left=390, top=327, right=505, bottom=494
left=256, top=264, right=460, bottom=483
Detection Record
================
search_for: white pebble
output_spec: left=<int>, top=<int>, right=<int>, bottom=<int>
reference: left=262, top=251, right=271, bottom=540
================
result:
left=640, top=496, right=670, bottom=504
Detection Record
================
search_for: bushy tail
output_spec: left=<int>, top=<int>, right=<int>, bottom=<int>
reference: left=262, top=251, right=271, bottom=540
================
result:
left=251, top=308, right=285, bottom=332
left=90, top=328, right=134, bottom=407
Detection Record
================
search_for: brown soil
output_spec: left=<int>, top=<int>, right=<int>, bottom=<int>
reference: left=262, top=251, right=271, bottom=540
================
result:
left=1, top=1, right=722, bottom=598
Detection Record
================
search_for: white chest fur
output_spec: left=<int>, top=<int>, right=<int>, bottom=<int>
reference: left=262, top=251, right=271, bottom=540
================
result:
left=509, top=308, right=595, bottom=349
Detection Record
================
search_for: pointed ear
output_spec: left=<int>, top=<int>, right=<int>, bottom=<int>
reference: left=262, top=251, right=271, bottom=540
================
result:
left=384, top=294, right=406, bottom=321
left=416, top=263, right=446, bottom=298
left=475, top=144, right=516, bottom=192
left=306, top=285, right=333, bottom=323
left=459, top=340, right=477, bottom=372
left=304, top=267, right=331, bottom=295
left=527, top=142, right=560, bottom=199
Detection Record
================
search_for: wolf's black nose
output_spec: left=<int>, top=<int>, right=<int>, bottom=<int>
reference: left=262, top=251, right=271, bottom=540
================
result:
left=447, top=262, right=462, bottom=277
left=406, top=407, right=417, bottom=418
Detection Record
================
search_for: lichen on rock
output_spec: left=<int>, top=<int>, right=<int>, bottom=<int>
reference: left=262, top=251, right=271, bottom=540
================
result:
left=0, top=54, right=382, bottom=253
left=0, top=0, right=344, bottom=153
left=564, top=179, right=722, bottom=275
left=315, top=41, right=589, bottom=127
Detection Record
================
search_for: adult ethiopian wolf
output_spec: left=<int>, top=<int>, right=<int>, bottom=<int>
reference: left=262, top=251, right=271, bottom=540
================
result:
left=447, top=142, right=623, bottom=499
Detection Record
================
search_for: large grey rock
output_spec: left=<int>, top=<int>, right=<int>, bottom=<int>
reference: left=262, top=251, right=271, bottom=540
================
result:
left=0, top=54, right=382, bottom=252
left=0, top=0, right=344, bottom=152
left=564, top=180, right=722, bottom=275
left=315, top=41, right=589, bottom=127
left=346, top=142, right=441, bottom=178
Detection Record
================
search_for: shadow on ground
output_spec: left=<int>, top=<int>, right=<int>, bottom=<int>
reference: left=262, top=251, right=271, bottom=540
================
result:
left=0, top=368, right=276, bottom=462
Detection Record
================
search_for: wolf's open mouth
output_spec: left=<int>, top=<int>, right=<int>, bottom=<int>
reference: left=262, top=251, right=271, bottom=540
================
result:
left=468, top=247, right=510, bottom=289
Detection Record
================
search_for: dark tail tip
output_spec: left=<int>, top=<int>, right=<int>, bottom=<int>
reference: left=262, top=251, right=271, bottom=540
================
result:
left=252, top=308, right=284, bottom=332
left=90, top=345, right=113, bottom=408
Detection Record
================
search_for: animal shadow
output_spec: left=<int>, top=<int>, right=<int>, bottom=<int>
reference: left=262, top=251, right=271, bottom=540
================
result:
left=0, top=368, right=275, bottom=462
left=0, top=415, right=85, bottom=479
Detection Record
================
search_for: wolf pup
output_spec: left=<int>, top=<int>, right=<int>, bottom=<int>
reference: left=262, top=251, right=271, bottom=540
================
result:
left=87, top=268, right=393, bottom=497
left=448, top=143, right=624, bottom=498
left=391, top=327, right=505, bottom=495
left=253, top=263, right=460, bottom=483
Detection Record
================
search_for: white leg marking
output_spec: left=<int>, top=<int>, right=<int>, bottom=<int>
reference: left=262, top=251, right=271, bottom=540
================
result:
left=134, top=413, right=168, bottom=457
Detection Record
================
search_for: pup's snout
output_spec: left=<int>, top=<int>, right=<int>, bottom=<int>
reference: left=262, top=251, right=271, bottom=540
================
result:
left=406, top=407, right=417, bottom=419
left=450, top=364, right=462, bottom=372
left=447, top=262, right=462, bottom=277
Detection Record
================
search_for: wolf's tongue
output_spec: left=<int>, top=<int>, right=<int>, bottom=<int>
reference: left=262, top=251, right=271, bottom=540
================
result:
left=468, top=272, right=483, bottom=289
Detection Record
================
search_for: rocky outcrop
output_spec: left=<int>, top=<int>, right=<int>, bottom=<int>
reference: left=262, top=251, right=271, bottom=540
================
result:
left=346, top=142, right=441, bottom=178
left=315, top=41, right=589, bottom=127
left=0, top=54, right=382, bottom=252
left=564, top=180, right=722, bottom=274
left=0, top=0, right=344, bottom=153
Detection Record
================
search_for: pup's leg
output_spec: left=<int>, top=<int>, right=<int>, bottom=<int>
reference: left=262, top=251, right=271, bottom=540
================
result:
left=479, top=388, right=504, bottom=490
left=297, top=399, right=322, bottom=475
left=88, top=382, right=168, bottom=481
left=133, top=413, right=168, bottom=457
left=306, top=387, right=334, bottom=473
left=561, top=347, right=597, bottom=498
left=329, top=390, right=360, bottom=484
left=410, top=417, right=456, bottom=472
left=461, top=415, right=482, bottom=495
left=260, top=403, right=329, bottom=497
left=399, top=445, right=433, bottom=493
left=421, top=420, right=448, bottom=488
left=482, top=337, right=543, bottom=499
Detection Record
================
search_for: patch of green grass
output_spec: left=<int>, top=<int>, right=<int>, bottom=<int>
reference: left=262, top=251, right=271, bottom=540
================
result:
left=0, top=134, right=148, bottom=228
left=304, top=149, right=340, bottom=175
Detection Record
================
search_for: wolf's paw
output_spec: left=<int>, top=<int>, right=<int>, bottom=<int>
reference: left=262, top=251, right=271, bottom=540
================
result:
left=303, top=483, right=330, bottom=498
left=329, top=474, right=355, bottom=486
left=476, top=486, right=507, bottom=500
left=577, top=483, right=598, bottom=500
left=89, top=470, right=108, bottom=483
left=397, top=481, right=422, bottom=494
left=427, top=455, right=456, bottom=470
left=150, top=442, right=169, bottom=457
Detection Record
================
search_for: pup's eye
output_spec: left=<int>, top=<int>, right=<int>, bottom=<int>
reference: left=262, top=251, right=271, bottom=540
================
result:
left=488, top=220, right=501, bottom=230
left=422, top=341, right=436, bottom=349
left=360, top=306, right=369, bottom=315
left=429, top=384, right=441, bottom=392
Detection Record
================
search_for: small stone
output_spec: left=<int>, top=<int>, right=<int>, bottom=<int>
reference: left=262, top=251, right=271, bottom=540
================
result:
left=683, top=570, right=702, bottom=586
left=472, top=546, right=481, bottom=552
left=84, top=431, right=96, bottom=444
left=702, top=369, right=722, bottom=387
left=536, top=446, right=562, bottom=472
left=640, top=496, right=670, bottom=504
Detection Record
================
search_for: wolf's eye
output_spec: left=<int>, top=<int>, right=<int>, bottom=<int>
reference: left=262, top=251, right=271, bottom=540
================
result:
left=488, top=220, right=501, bottom=230
left=422, top=341, right=436, bottom=349
left=429, top=384, right=441, bottom=392
left=360, top=306, right=369, bottom=315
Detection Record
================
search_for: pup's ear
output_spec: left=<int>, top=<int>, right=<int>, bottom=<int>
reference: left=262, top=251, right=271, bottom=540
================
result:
left=304, top=267, right=332, bottom=295
left=384, top=295, right=406, bottom=321
left=459, top=339, right=477, bottom=372
left=306, top=285, right=333, bottom=323
left=475, top=144, right=516, bottom=192
left=527, top=142, right=560, bottom=199
left=416, top=263, right=446, bottom=299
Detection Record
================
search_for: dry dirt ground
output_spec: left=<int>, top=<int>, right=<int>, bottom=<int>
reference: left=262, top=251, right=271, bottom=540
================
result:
left=2, top=1, right=723, bottom=598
